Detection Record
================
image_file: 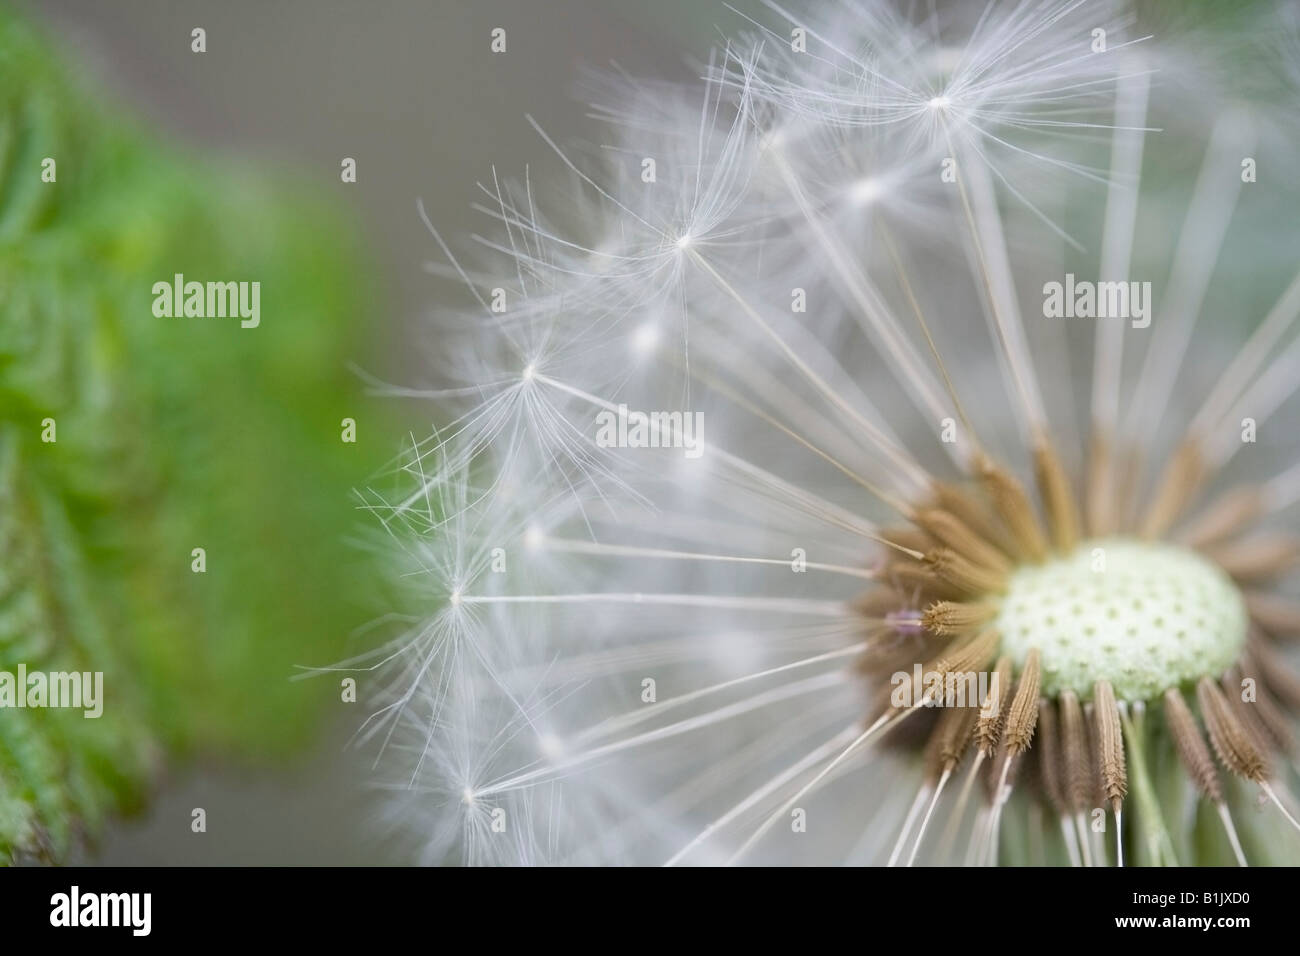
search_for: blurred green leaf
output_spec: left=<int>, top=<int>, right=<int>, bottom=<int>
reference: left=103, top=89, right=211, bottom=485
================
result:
left=0, top=6, right=384, bottom=861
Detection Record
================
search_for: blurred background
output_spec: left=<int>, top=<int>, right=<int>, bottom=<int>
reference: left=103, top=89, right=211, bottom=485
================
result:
left=13, top=0, right=761, bottom=865
left=35, top=0, right=750, bottom=386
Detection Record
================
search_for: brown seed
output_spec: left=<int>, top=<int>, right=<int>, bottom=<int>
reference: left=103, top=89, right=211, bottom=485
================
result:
left=886, top=560, right=966, bottom=602
left=974, top=655, right=1014, bottom=757
left=1225, top=666, right=1293, bottom=755
left=1246, top=636, right=1300, bottom=710
left=1093, top=680, right=1127, bottom=810
left=1139, top=438, right=1204, bottom=540
left=1085, top=700, right=1106, bottom=810
left=1005, top=649, right=1042, bottom=755
left=1085, top=428, right=1118, bottom=538
left=1178, top=485, right=1264, bottom=549
left=921, top=708, right=953, bottom=782
left=1197, top=676, right=1269, bottom=782
left=940, top=706, right=979, bottom=771
left=930, top=628, right=1000, bottom=682
left=1033, top=441, right=1079, bottom=553
left=1222, top=667, right=1274, bottom=756
left=1036, top=698, right=1067, bottom=813
left=929, top=480, right=1013, bottom=558
left=1060, top=690, right=1091, bottom=812
left=927, top=703, right=978, bottom=776
left=923, top=547, right=1008, bottom=596
left=1252, top=683, right=1295, bottom=755
left=1206, top=534, right=1300, bottom=583
left=855, top=627, right=935, bottom=676
left=985, top=746, right=1019, bottom=802
left=851, top=589, right=905, bottom=620
left=977, top=455, right=1048, bottom=563
left=921, top=600, right=996, bottom=637
left=1163, top=689, right=1222, bottom=803
left=1244, top=591, right=1300, bottom=640
left=1114, top=443, right=1143, bottom=534
left=912, top=508, right=1011, bottom=576
left=881, top=526, right=935, bottom=556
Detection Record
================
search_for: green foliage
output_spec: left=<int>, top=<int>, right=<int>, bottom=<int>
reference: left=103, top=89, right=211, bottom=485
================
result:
left=0, top=8, right=379, bottom=861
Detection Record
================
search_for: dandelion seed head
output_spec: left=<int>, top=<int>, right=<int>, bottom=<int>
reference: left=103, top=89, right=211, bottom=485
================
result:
left=350, top=0, right=1300, bottom=867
